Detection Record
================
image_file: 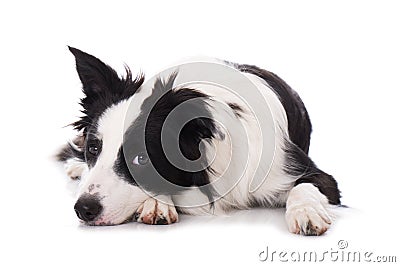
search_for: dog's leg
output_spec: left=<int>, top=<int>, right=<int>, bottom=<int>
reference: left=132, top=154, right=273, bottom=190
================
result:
left=64, top=158, right=87, bottom=179
left=134, top=196, right=178, bottom=225
left=56, top=135, right=87, bottom=179
left=284, top=142, right=341, bottom=236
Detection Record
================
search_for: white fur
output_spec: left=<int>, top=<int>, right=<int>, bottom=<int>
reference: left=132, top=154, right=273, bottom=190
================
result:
left=77, top=96, right=152, bottom=225
left=74, top=78, right=162, bottom=225
left=175, top=71, right=294, bottom=215
left=285, top=183, right=332, bottom=235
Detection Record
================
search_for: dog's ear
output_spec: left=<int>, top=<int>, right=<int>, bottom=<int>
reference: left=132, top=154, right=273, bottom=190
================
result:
left=68, top=46, right=120, bottom=96
left=68, top=47, right=144, bottom=132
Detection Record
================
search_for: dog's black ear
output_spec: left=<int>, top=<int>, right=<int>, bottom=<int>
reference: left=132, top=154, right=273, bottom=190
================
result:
left=68, top=47, right=144, bottom=132
left=68, top=46, right=120, bottom=96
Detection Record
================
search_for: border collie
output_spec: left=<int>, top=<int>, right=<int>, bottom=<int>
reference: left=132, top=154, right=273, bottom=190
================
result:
left=57, top=47, right=341, bottom=235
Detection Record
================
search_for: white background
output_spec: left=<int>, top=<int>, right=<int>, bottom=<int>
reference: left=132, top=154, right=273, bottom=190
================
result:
left=1, top=0, right=399, bottom=266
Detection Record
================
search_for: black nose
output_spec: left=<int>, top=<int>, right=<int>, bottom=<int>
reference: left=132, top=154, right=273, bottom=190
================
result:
left=74, top=196, right=103, bottom=222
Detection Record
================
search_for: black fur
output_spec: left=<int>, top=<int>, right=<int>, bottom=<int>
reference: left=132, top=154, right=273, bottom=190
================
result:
left=68, top=46, right=144, bottom=133
left=284, top=141, right=341, bottom=205
left=84, top=131, right=103, bottom=168
left=61, top=47, right=144, bottom=173
left=116, top=74, right=217, bottom=202
left=235, top=63, right=340, bottom=205
left=113, top=147, right=138, bottom=186
left=56, top=136, right=85, bottom=163
left=236, top=64, right=312, bottom=154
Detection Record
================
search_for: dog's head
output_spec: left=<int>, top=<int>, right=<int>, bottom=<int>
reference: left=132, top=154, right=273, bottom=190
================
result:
left=67, top=47, right=218, bottom=225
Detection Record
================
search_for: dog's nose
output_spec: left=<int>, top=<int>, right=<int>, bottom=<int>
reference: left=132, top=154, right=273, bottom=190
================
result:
left=74, top=196, right=103, bottom=222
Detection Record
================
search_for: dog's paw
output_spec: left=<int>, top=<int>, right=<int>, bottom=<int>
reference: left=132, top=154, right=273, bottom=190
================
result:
left=285, top=203, right=332, bottom=236
left=134, top=198, right=178, bottom=225
left=65, top=159, right=87, bottom=179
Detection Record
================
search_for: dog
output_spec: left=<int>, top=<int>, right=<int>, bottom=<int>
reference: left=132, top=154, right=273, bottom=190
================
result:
left=57, top=47, right=341, bottom=235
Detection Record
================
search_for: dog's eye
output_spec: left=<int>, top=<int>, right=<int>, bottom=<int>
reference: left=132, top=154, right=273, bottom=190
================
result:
left=132, top=153, right=149, bottom=165
left=88, top=144, right=99, bottom=156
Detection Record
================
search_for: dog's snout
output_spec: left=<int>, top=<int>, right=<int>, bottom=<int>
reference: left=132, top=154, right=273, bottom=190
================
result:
left=74, top=196, right=103, bottom=222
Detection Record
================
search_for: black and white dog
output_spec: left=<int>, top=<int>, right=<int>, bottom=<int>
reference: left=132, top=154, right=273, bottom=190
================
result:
left=57, top=47, right=341, bottom=235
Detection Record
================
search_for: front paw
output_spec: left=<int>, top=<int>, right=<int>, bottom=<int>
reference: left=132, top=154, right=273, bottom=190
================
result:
left=65, top=160, right=87, bottom=179
left=285, top=203, right=332, bottom=236
left=134, top=198, right=178, bottom=225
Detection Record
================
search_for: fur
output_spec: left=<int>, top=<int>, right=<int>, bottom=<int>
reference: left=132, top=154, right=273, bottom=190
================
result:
left=57, top=47, right=341, bottom=235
